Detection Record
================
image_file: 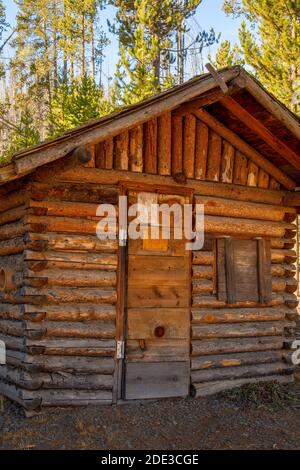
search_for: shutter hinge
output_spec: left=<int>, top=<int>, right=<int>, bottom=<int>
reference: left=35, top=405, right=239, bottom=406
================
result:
left=116, top=340, right=125, bottom=359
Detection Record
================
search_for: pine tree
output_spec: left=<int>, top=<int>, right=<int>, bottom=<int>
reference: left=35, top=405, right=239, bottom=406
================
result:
left=6, top=108, right=40, bottom=157
left=11, top=0, right=59, bottom=136
left=110, top=0, right=202, bottom=105
left=0, top=0, right=7, bottom=44
left=209, top=40, right=243, bottom=68
left=0, top=1, right=8, bottom=79
left=223, top=0, right=300, bottom=113
left=49, top=76, right=113, bottom=137
left=9, top=0, right=109, bottom=138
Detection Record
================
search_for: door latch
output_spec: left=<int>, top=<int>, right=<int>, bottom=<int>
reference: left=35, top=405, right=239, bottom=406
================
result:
left=116, top=340, right=125, bottom=359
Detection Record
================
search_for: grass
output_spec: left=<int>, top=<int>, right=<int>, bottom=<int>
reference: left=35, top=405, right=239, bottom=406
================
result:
left=219, top=381, right=300, bottom=411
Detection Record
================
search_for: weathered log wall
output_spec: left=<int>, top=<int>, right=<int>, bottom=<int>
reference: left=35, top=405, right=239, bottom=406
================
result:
left=0, top=184, right=35, bottom=409
left=0, top=181, right=118, bottom=409
left=191, top=196, right=297, bottom=397
left=0, top=177, right=298, bottom=407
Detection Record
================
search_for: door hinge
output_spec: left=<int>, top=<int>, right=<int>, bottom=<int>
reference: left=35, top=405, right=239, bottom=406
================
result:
left=119, top=228, right=127, bottom=247
left=117, top=340, right=125, bottom=359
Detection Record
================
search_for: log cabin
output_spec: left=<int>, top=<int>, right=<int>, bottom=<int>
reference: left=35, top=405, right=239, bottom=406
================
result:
left=0, top=65, right=299, bottom=413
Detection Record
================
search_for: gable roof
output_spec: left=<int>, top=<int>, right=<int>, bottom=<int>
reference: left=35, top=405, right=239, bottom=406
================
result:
left=0, top=66, right=299, bottom=189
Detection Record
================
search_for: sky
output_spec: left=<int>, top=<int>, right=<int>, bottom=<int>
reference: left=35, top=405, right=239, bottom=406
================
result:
left=2, top=0, right=243, bottom=87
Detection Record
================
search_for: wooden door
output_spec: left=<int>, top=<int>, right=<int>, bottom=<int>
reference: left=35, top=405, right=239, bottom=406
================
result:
left=123, top=190, right=191, bottom=400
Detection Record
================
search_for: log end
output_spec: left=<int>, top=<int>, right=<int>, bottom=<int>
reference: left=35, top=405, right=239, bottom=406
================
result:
left=72, top=146, right=92, bottom=165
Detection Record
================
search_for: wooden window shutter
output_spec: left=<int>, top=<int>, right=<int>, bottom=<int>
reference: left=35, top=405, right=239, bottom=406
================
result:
left=257, top=238, right=272, bottom=303
left=217, top=237, right=272, bottom=304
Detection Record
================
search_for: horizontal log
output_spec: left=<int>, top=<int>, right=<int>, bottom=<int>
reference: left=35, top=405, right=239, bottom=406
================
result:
left=0, top=253, right=24, bottom=268
left=283, top=338, right=299, bottom=351
left=193, top=251, right=214, bottom=266
left=0, top=334, right=25, bottom=351
left=0, top=221, right=25, bottom=241
left=11, top=354, right=115, bottom=374
left=0, top=335, right=115, bottom=358
left=0, top=319, right=25, bottom=337
left=285, top=311, right=299, bottom=321
left=24, top=250, right=118, bottom=269
left=191, top=374, right=293, bottom=397
left=192, top=279, right=213, bottom=294
left=0, top=366, right=113, bottom=391
left=0, top=206, right=25, bottom=226
left=23, top=303, right=116, bottom=322
left=205, top=215, right=294, bottom=238
left=22, top=389, right=113, bottom=404
left=29, top=182, right=119, bottom=205
left=25, top=215, right=100, bottom=235
left=32, top=347, right=114, bottom=357
left=282, top=350, right=298, bottom=364
left=0, top=290, right=25, bottom=305
left=26, top=337, right=114, bottom=348
left=270, top=238, right=295, bottom=249
left=271, top=249, right=297, bottom=263
left=40, top=373, right=113, bottom=391
left=0, top=380, right=42, bottom=410
left=192, top=321, right=294, bottom=339
left=25, top=320, right=115, bottom=339
left=0, top=303, right=24, bottom=320
left=195, top=195, right=295, bottom=222
left=191, top=350, right=282, bottom=371
left=191, top=361, right=292, bottom=384
left=191, top=308, right=287, bottom=324
left=283, top=192, right=300, bottom=207
left=0, top=366, right=37, bottom=390
left=271, top=265, right=286, bottom=277
left=28, top=199, right=116, bottom=219
left=0, top=191, right=26, bottom=213
left=0, top=237, right=25, bottom=256
left=283, top=264, right=296, bottom=277
left=284, top=293, right=299, bottom=309
left=286, top=278, right=298, bottom=293
left=25, top=269, right=117, bottom=288
left=27, top=260, right=117, bottom=272
left=41, top=397, right=112, bottom=407
left=272, top=277, right=287, bottom=293
left=193, top=294, right=285, bottom=309
left=285, top=229, right=297, bottom=239
left=25, top=232, right=118, bottom=253
left=21, top=287, right=117, bottom=305
left=25, top=338, right=115, bottom=357
left=193, top=265, right=213, bottom=279
left=56, top=167, right=287, bottom=206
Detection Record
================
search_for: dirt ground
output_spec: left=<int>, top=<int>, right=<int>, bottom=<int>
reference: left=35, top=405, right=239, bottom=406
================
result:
left=0, top=381, right=300, bottom=450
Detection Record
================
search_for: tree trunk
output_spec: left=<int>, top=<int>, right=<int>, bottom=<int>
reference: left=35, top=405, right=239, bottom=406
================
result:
left=82, top=12, right=86, bottom=78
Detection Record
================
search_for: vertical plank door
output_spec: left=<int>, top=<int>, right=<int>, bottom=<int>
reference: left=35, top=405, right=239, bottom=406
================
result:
left=124, top=190, right=191, bottom=400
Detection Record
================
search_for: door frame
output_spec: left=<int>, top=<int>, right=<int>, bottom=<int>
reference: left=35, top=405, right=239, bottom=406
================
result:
left=113, top=181, right=194, bottom=403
